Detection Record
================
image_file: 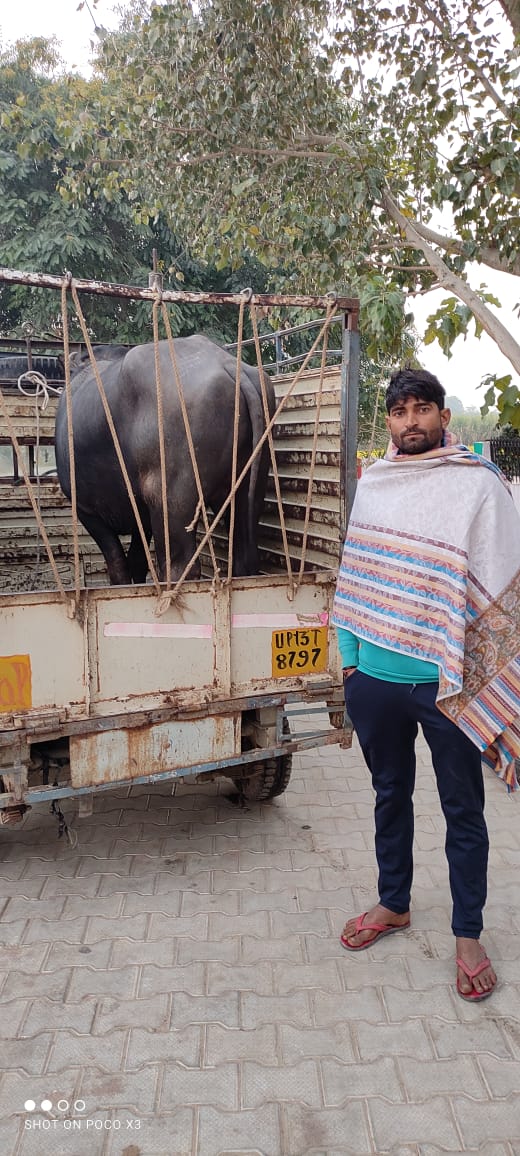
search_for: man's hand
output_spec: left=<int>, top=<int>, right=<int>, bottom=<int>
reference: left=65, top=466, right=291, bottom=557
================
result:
left=342, top=666, right=357, bottom=680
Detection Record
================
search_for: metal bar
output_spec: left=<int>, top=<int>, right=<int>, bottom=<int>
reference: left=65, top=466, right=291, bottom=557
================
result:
left=0, top=267, right=359, bottom=311
left=226, top=317, right=344, bottom=350
left=0, top=728, right=349, bottom=806
left=0, top=685, right=345, bottom=747
left=340, top=311, right=361, bottom=546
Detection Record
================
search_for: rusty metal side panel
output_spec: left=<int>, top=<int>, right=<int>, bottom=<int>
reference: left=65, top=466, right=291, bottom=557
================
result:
left=69, top=715, right=238, bottom=787
left=0, top=595, right=85, bottom=716
left=258, top=366, right=342, bottom=573
left=230, top=573, right=342, bottom=696
left=89, top=585, right=220, bottom=714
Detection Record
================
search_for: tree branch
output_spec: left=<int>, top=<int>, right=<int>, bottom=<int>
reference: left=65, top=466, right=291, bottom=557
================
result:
left=497, top=0, right=520, bottom=37
left=414, top=0, right=513, bottom=118
left=381, top=186, right=520, bottom=374
left=410, top=219, right=520, bottom=276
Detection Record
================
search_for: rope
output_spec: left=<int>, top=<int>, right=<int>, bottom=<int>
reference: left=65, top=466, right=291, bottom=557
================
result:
left=18, top=373, right=44, bottom=579
left=227, top=296, right=246, bottom=582
left=162, top=308, right=339, bottom=602
left=16, top=371, right=65, bottom=590
left=155, top=300, right=220, bottom=615
left=70, top=284, right=162, bottom=595
left=0, top=385, right=70, bottom=605
left=17, top=371, right=62, bottom=409
left=61, top=280, right=81, bottom=603
left=152, top=300, right=172, bottom=590
left=297, top=299, right=334, bottom=585
left=250, top=304, right=294, bottom=596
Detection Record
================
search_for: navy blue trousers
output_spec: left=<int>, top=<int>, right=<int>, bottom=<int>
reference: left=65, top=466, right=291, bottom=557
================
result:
left=344, top=671, right=488, bottom=938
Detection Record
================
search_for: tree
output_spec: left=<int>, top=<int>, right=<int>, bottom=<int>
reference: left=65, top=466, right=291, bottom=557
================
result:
left=53, top=0, right=519, bottom=422
left=0, top=37, right=271, bottom=345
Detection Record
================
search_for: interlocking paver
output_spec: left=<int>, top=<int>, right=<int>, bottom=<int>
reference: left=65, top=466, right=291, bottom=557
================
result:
left=281, top=1102, right=371, bottom=1155
left=138, top=963, right=206, bottom=997
left=477, top=1054, right=520, bottom=1096
left=171, top=992, right=240, bottom=1028
left=273, top=960, right=342, bottom=995
left=206, top=961, right=274, bottom=996
left=452, top=1098, right=520, bottom=1146
left=313, top=987, right=385, bottom=1024
left=45, top=1029, right=127, bottom=1074
left=320, top=1056, right=404, bottom=1104
left=429, top=1017, right=514, bottom=1059
left=148, top=913, right=208, bottom=940
left=79, top=1064, right=158, bottom=1112
left=20, top=916, right=87, bottom=945
left=93, top=994, right=170, bottom=1034
left=279, top=1024, right=356, bottom=1064
left=22, top=997, right=96, bottom=1035
left=397, top=1054, right=488, bottom=1100
left=66, top=964, right=139, bottom=1001
left=181, top=888, right=241, bottom=916
left=240, top=934, right=305, bottom=963
left=197, top=1105, right=281, bottom=1156
left=1, top=963, right=73, bottom=1003
left=161, top=1064, right=238, bottom=1110
left=1, top=1032, right=53, bottom=1075
left=0, top=943, right=49, bottom=972
left=355, top=1019, right=435, bottom=1060
left=205, top=1024, right=278, bottom=1066
left=241, top=991, right=312, bottom=1028
left=106, top=1108, right=195, bottom=1156
left=241, top=1059, right=322, bottom=1108
left=125, top=1025, right=202, bottom=1069
left=176, top=937, right=240, bottom=964
left=207, top=911, right=270, bottom=940
left=368, top=1096, right=462, bottom=1149
left=0, top=728, right=519, bottom=1155
left=18, top=1117, right=111, bottom=1156
left=43, top=939, right=113, bottom=971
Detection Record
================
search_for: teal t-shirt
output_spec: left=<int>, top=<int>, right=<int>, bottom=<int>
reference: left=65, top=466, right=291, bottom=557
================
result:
left=337, top=627, right=438, bottom=684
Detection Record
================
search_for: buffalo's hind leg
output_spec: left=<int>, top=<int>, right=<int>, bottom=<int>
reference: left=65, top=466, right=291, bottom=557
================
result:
left=126, top=515, right=153, bottom=584
left=149, top=504, right=201, bottom=583
left=78, top=511, right=131, bottom=585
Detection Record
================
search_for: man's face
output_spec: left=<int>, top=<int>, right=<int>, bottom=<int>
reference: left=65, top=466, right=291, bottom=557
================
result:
left=385, top=395, right=451, bottom=455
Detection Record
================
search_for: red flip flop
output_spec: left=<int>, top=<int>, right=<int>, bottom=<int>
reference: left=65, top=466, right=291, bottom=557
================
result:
left=456, top=956, right=495, bottom=1001
left=340, top=911, right=411, bottom=952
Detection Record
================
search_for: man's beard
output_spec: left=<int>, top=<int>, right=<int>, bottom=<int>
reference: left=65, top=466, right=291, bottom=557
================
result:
left=395, top=427, right=443, bottom=455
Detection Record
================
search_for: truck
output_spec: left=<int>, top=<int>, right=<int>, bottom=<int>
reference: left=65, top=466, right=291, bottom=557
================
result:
left=0, top=268, right=359, bottom=831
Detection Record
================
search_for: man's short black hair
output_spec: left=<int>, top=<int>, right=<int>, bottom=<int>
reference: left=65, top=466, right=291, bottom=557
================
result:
left=385, top=367, right=446, bottom=413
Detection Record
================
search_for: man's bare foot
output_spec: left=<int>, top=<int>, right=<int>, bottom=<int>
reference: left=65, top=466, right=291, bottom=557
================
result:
left=341, top=903, right=410, bottom=949
left=456, top=937, right=497, bottom=999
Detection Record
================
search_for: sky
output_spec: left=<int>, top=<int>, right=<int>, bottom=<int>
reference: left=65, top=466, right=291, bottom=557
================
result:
left=1, top=1, right=518, bottom=410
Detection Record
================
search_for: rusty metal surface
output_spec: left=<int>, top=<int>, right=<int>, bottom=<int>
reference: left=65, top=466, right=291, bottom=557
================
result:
left=0, top=266, right=360, bottom=311
left=258, top=367, right=343, bottom=573
left=69, top=714, right=238, bottom=788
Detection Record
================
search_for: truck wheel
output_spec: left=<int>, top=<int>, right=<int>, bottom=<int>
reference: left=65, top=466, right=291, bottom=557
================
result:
left=0, top=355, right=63, bottom=380
left=234, top=750, right=293, bottom=802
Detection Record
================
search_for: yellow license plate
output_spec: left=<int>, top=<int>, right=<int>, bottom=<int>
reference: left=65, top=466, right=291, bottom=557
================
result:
left=271, top=627, right=328, bottom=678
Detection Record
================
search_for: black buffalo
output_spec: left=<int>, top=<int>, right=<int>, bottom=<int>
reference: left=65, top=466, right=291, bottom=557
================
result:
left=55, top=336, right=275, bottom=585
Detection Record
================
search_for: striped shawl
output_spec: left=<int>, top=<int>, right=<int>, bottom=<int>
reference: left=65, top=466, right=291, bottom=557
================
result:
left=332, top=446, right=520, bottom=789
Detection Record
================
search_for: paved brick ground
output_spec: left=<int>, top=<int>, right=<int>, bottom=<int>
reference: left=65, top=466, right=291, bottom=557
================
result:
left=1, top=730, right=520, bottom=1155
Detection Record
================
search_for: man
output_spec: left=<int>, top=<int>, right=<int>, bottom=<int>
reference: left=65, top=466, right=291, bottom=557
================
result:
left=332, top=367, right=520, bottom=1001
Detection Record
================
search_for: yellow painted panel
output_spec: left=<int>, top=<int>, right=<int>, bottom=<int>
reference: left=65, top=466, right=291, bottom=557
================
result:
left=0, top=654, right=32, bottom=712
left=271, top=626, right=328, bottom=679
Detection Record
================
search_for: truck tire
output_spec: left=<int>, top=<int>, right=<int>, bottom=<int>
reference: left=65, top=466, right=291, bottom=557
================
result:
left=0, top=355, right=63, bottom=380
left=233, top=749, right=293, bottom=801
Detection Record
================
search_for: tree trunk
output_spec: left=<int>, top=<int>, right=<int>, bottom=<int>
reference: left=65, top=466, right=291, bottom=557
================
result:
left=497, top=0, right=520, bottom=37
left=381, top=189, right=520, bottom=376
